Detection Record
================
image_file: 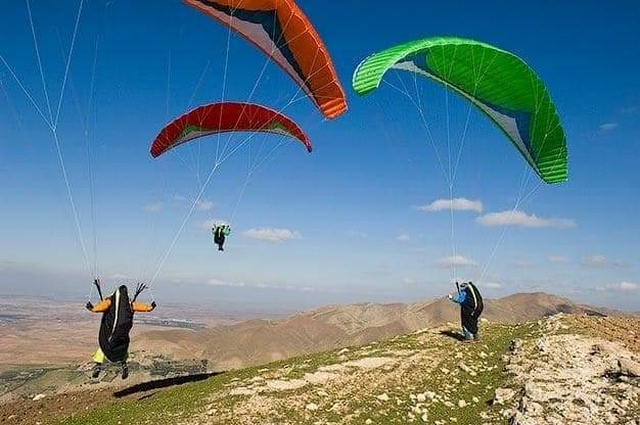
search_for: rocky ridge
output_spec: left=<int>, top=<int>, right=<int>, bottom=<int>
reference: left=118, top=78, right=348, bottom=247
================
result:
left=494, top=314, right=640, bottom=425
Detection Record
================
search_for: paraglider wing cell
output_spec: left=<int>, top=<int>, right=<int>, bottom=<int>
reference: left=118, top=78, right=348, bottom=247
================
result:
left=150, top=102, right=312, bottom=158
left=183, top=0, right=347, bottom=119
left=352, top=37, right=568, bottom=184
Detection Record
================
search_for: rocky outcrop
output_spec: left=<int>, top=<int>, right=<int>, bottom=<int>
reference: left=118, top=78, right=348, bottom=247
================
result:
left=495, top=314, right=640, bottom=424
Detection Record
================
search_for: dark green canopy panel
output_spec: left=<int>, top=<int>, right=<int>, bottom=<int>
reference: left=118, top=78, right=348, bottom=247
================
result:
left=352, top=37, right=568, bottom=184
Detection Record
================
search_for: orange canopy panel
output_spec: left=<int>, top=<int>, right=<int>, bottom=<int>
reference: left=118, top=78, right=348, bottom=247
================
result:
left=183, top=0, right=348, bottom=119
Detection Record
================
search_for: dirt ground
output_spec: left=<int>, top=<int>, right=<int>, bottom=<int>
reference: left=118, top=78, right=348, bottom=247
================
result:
left=1, top=315, right=638, bottom=425
left=568, top=315, right=640, bottom=353
left=0, top=387, right=116, bottom=425
left=0, top=368, right=219, bottom=425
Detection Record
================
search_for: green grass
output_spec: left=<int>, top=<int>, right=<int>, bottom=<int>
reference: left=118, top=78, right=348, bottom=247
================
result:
left=328, top=323, right=539, bottom=424
left=55, top=321, right=543, bottom=425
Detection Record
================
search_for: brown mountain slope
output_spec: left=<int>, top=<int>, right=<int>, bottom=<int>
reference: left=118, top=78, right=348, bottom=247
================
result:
left=134, top=292, right=613, bottom=371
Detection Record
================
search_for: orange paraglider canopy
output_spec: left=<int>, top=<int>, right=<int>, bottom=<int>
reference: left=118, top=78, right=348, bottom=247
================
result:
left=183, top=0, right=347, bottom=119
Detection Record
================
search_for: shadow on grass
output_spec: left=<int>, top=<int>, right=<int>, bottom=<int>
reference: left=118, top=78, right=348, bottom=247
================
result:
left=439, top=330, right=466, bottom=342
left=113, top=371, right=224, bottom=398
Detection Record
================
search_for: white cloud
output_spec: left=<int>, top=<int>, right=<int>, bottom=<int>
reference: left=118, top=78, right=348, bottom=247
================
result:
left=417, top=198, right=483, bottom=213
left=208, top=278, right=223, bottom=286
left=143, top=202, right=163, bottom=213
left=256, top=283, right=318, bottom=292
left=397, top=234, right=410, bottom=242
left=243, top=228, right=302, bottom=243
left=548, top=255, right=569, bottom=263
left=581, top=255, right=628, bottom=269
left=297, top=286, right=316, bottom=292
left=208, top=278, right=244, bottom=287
left=482, top=281, right=502, bottom=289
left=476, top=210, right=576, bottom=229
left=597, top=281, right=637, bottom=292
left=195, top=200, right=213, bottom=211
left=402, top=277, right=417, bottom=285
left=514, top=261, right=533, bottom=268
left=620, top=281, right=638, bottom=291
left=598, top=122, right=618, bottom=131
left=434, top=255, right=478, bottom=269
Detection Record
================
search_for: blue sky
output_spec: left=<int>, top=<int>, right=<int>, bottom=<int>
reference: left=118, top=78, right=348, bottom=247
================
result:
left=0, top=1, right=638, bottom=312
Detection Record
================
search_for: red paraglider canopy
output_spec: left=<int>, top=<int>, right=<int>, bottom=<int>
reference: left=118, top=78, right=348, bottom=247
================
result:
left=150, top=101, right=312, bottom=158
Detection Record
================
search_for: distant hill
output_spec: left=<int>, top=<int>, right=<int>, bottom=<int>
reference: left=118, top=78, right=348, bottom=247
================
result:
left=4, top=313, right=638, bottom=425
left=135, top=292, right=616, bottom=370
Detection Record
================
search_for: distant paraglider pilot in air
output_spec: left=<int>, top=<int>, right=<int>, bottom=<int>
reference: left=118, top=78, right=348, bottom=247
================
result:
left=448, top=281, right=484, bottom=341
left=86, top=280, right=156, bottom=379
left=212, top=224, right=231, bottom=251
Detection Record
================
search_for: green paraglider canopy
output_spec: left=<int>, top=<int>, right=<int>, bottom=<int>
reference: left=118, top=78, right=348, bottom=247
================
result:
left=352, top=36, right=568, bottom=184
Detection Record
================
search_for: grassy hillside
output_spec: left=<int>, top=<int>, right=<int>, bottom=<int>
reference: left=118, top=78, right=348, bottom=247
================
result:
left=2, top=311, right=638, bottom=424
left=53, top=319, right=538, bottom=425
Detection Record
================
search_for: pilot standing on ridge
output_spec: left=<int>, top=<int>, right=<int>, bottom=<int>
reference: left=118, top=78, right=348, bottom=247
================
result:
left=448, top=281, right=484, bottom=341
